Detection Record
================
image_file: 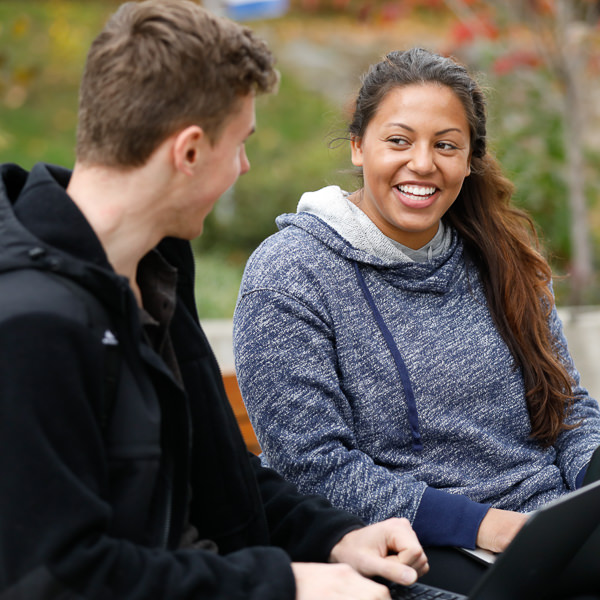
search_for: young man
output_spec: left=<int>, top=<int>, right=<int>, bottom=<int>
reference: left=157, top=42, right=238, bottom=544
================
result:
left=0, top=1, right=427, bottom=599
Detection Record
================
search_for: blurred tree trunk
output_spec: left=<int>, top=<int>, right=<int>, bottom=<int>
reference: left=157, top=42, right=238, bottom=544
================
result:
left=447, top=0, right=596, bottom=304
left=557, top=0, right=593, bottom=304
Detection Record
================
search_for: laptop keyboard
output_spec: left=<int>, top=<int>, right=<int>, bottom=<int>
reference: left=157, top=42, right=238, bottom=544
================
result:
left=388, top=582, right=467, bottom=599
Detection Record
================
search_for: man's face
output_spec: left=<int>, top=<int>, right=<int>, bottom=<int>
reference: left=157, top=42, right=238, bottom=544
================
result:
left=176, top=93, right=256, bottom=239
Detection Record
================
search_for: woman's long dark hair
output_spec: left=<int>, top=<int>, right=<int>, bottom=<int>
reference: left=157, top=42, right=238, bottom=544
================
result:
left=349, top=48, right=575, bottom=446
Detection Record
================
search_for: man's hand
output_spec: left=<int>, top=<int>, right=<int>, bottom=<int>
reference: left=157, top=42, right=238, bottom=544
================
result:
left=292, top=562, right=393, bottom=600
left=291, top=519, right=427, bottom=599
left=476, top=508, right=529, bottom=553
left=330, top=518, right=428, bottom=586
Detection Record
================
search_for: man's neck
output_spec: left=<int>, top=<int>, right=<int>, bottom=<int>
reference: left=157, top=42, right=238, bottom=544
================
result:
left=66, top=161, right=170, bottom=304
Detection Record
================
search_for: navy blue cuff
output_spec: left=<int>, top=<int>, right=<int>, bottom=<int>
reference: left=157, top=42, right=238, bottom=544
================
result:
left=412, top=487, right=491, bottom=549
left=575, top=463, right=589, bottom=489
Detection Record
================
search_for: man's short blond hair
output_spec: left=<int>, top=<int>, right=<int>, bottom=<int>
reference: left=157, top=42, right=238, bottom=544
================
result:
left=76, top=0, right=278, bottom=167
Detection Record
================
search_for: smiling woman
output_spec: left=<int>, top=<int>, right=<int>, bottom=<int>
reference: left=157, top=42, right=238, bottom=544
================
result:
left=348, top=84, right=471, bottom=248
left=232, top=47, right=600, bottom=592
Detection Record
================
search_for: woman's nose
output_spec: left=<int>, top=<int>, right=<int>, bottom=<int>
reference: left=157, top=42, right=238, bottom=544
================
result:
left=407, top=145, right=435, bottom=175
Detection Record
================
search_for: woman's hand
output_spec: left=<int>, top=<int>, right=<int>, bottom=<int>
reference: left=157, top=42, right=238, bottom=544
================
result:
left=476, top=508, right=529, bottom=553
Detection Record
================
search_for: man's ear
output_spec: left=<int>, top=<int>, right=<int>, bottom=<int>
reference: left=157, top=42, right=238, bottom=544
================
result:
left=173, top=125, right=205, bottom=175
left=350, top=135, right=363, bottom=167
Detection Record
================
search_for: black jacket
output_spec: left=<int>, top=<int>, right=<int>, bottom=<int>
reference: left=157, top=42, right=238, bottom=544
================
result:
left=0, top=163, right=363, bottom=599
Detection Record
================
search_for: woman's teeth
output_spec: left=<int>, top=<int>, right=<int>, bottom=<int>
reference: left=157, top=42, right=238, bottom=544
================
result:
left=398, top=185, right=436, bottom=198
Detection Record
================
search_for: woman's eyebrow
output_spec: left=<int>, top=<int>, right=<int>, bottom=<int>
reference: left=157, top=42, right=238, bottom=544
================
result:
left=384, top=123, right=464, bottom=136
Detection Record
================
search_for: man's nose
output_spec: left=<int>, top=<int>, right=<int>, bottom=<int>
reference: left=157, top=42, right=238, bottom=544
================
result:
left=240, top=146, right=250, bottom=175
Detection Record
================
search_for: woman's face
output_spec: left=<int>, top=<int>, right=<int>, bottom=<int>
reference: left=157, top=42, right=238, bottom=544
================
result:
left=350, top=83, right=472, bottom=249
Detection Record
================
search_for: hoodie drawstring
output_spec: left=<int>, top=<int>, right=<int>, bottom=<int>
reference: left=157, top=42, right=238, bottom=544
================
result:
left=353, top=261, right=423, bottom=452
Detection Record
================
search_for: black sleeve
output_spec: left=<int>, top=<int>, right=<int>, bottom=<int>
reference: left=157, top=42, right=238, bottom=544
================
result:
left=250, top=454, right=365, bottom=562
left=0, top=312, right=297, bottom=600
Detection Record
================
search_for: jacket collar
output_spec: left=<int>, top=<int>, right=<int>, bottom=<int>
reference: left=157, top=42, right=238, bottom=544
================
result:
left=13, top=162, right=111, bottom=268
left=0, top=162, right=131, bottom=312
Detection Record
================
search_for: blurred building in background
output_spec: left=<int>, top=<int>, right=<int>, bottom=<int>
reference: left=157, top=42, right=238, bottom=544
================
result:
left=203, top=0, right=289, bottom=20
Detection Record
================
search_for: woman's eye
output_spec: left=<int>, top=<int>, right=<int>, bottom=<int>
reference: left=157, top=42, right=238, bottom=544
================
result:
left=388, top=137, right=409, bottom=146
left=437, top=141, right=458, bottom=151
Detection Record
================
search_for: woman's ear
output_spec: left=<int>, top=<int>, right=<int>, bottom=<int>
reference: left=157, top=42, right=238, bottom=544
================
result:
left=173, top=125, right=205, bottom=175
left=350, top=135, right=364, bottom=167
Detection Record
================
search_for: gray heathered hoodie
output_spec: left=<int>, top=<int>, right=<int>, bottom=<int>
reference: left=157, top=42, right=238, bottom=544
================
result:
left=234, top=185, right=600, bottom=548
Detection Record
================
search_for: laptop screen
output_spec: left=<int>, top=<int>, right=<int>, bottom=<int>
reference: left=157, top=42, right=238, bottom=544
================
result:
left=470, top=479, right=600, bottom=599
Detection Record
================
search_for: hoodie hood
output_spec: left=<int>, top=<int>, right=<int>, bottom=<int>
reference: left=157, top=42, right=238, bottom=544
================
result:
left=275, top=185, right=462, bottom=295
left=276, top=185, right=455, bottom=268
left=0, top=162, right=131, bottom=312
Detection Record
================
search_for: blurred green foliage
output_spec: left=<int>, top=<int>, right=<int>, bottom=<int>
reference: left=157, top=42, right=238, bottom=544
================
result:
left=193, top=247, right=247, bottom=317
left=196, top=71, right=356, bottom=255
left=0, top=1, right=356, bottom=318
left=487, top=70, right=571, bottom=261
left=0, top=1, right=120, bottom=166
left=471, top=55, right=600, bottom=303
left=194, top=71, right=358, bottom=316
left=1, top=1, right=597, bottom=314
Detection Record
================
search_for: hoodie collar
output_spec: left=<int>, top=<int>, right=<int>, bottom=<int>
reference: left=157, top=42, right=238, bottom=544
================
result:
left=275, top=185, right=465, bottom=294
left=296, top=185, right=453, bottom=264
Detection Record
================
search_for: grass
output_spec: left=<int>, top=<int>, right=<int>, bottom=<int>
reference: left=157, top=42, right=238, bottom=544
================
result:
left=193, top=249, right=247, bottom=319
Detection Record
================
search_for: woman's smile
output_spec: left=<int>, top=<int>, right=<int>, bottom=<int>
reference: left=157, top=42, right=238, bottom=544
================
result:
left=394, top=182, right=440, bottom=209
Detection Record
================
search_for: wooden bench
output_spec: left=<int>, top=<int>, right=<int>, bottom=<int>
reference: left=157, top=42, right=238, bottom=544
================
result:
left=222, top=372, right=261, bottom=455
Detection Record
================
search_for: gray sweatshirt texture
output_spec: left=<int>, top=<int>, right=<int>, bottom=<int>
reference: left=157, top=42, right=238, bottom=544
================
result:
left=233, top=185, right=600, bottom=548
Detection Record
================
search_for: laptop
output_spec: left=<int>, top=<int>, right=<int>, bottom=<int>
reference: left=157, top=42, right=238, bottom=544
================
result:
left=386, top=478, right=600, bottom=599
